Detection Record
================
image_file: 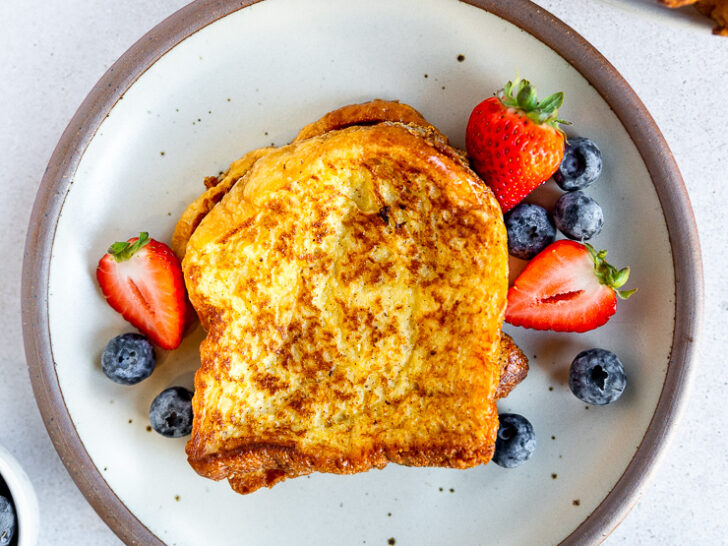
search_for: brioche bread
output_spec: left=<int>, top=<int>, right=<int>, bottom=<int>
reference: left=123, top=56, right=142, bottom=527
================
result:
left=178, top=101, right=527, bottom=494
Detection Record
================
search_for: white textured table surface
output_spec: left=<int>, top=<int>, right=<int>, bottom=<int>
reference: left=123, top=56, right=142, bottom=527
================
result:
left=1, top=1, right=726, bottom=544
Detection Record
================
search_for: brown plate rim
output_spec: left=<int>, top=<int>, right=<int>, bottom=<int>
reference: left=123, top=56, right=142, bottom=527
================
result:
left=21, top=0, right=703, bottom=544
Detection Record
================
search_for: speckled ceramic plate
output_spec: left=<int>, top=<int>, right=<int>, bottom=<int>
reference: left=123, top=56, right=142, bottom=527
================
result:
left=23, top=0, right=702, bottom=544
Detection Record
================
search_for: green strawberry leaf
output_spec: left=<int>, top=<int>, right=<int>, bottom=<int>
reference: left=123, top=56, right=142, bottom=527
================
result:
left=617, top=288, right=637, bottom=300
left=108, top=232, right=150, bottom=262
left=517, top=84, right=538, bottom=111
left=496, top=76, right=569, bottom=131
left=585, top=243, right=637, bottom=298
left=537, top=92, right=564, bottom=113
left=613, top=267, right=631, bottom=288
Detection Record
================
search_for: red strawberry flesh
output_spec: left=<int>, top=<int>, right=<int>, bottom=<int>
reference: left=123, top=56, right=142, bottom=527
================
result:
left=97, top=234, right=186, bottom=350
left=505, top=240, right=632, bottom=333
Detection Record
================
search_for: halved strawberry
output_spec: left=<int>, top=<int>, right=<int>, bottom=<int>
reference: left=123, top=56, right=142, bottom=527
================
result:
left=96, top=232, right=186, bottom=350
left=505, top=240, right=636, bottom=332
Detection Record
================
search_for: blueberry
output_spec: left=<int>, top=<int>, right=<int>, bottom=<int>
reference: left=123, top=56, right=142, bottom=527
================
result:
left=569, top=348, right=626, bottom=405
left=492, top=413, right=536, bottom=468
left=101, top=333, right=156, bottom=385
left=553, top=191, right=604, bottom=240
left=504, top=203, right=556, bottom=259
left=0, top=495, right=16, bottom=546
left=554, top=137, right=603, bottom=191
left=149, top=387, right=194, bottom=438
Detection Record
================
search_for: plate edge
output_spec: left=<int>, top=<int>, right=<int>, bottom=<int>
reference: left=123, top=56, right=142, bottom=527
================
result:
left=21, top=0, right=704, bottom=545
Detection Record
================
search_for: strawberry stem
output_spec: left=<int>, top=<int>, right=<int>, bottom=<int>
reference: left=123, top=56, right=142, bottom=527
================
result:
left=108, top=232, right=150, bottom=262
left=496, top=76, right=570, bottom=131
left=585, top=243, right=637, bottom=299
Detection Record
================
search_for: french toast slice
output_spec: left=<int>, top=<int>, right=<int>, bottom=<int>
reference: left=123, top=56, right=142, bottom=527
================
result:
left=180, top=102, right=526, bottom=494
left=172, top=102, right=529, bottom=394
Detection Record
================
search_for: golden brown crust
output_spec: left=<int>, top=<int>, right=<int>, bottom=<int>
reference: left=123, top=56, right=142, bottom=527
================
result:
left=190, top=435, right=496, bottom=481
left=495, top=333, right=529, bottom=399
left=660, top=0, right=697, bottom=5
left=180, top=101, right=522, bottom=495
left=193, top=334, right=526, bottom=494
left=225, top=442, right=496, bottom=493
left=293, top=99, right=436, bottom=142
left=171, top=147, right=273, bottom=260
left=207, top=441, right=496, bottom=494
left=295, top=100, right=471, bottom=169
left=172, top=101, right=471, bottom=264
left=228, top=469, right=295, bottom=494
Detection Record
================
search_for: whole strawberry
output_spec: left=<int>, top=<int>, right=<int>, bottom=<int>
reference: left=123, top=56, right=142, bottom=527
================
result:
left=97, top=232, right=187, bottom=350
left=505, top=240, right=636, bottom=333
left=466, top=77, right=567, bottom=212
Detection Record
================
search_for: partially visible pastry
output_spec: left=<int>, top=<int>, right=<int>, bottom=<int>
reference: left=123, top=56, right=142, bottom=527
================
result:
left=660, top=0, right=728, bottom=36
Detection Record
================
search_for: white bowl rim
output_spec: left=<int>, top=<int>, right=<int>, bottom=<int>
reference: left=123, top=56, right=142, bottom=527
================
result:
left=0, top=444, right=40, bottom=546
